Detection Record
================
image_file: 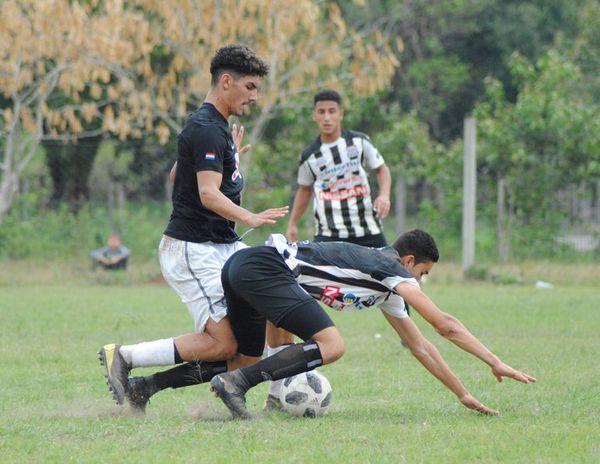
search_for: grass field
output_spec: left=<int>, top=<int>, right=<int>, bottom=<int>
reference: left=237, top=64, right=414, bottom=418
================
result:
left=1, top=262, right=599, bottom=463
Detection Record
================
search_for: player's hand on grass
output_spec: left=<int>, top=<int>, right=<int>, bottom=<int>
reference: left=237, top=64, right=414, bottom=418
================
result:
left=247, top=206, right=289, bottom=228
left=491, top=361, right=537, bottom=384
left=460, top=393, right=499, bottom=416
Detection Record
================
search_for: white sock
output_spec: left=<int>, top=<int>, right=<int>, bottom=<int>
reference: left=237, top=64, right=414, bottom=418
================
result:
left=267, top=344, right=292, bottom=398
left=119, top=338, right=175, bottom=368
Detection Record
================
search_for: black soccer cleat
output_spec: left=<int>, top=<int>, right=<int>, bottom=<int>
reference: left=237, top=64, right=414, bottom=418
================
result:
left=210, top=371, right=252, bottom=420
left=127, top=376, right=157, bottom=414
left=98, top=343, right=131, bottom=405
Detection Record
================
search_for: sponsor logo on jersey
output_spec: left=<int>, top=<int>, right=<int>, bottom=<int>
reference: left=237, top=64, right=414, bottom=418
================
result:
left=205, top=152, right=216, bottom=160
left=342, top=293, right=358, bottom=304
left=320, top=286, right=340, bottom=306
left=318, top=185, right=368, bottom=201
left=314, top=156, right=328, bottom=167
left=321, top=159, right=361, bottom=177
left=347, top=145, right=359, bottom=158
left=320, top=175, right=364, bottom=192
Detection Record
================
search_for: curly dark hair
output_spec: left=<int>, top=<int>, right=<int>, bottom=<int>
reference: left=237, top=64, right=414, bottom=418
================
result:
left=210, top=44, right=269, bottom=86
left=392, top=229, right=439, bottom=264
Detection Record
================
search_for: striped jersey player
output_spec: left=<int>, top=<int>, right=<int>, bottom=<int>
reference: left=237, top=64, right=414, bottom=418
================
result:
left=211, top=230, right=537, bottom=420
left=287, top=90, right=392, bottom=248
left=267, top=233, right=416, bottom=319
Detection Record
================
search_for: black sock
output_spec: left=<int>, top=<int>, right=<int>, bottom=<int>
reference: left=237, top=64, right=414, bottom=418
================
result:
left=173, top=344, right=183, bottom=364
left=151, top=360, right=228, bottom=391
left=238, top=340, right=323, bottom=388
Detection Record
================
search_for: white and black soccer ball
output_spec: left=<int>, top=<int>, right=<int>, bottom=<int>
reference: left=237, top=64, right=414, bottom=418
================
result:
left=279, top=370, right=332, bottom=418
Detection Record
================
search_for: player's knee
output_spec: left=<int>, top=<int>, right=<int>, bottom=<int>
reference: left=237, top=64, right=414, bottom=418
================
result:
left=214, top=339, right=238, bottom=360
left=201, top=334, right=237, bottom=360
left=318, top=336, right=345, bottom=364
left=329, top=337, right=345, bottom=362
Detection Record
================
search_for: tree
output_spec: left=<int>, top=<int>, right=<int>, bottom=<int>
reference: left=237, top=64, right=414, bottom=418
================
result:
left=107, top=0, right=398, bottom=150
left=0, top=0, right=157, bottom=222
left=1, top=0, right=397, bottom=222
left=336, top=0, right=587, bottom=142
left=475, top=50, right=600, bottom=258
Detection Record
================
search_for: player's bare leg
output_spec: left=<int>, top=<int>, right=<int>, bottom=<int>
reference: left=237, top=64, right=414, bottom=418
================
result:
left=118, top=317, right=239, bottom=413
left=173, top=317, right=238, bottom=362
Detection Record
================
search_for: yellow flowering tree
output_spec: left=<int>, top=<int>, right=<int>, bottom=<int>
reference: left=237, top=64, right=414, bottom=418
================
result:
left=0, top=0, right=397, bottom=221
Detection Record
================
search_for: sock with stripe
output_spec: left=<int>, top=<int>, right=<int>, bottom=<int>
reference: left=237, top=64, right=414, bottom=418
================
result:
left=238, top=340, right=323, bottom=388
left=151, top=360, right=228, bottom=390
left=266, top=344, right=293, bottom=398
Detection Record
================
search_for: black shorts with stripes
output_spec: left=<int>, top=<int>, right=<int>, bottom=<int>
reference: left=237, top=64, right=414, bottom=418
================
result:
left=221, top=246, right=335, bottom=357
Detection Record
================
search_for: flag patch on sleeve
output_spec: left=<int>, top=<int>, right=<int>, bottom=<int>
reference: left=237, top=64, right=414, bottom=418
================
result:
left=205, top=152, right=216, bottom=160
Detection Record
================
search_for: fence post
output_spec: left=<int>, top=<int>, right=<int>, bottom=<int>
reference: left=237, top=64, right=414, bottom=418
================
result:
left=394, top=176, right=406, bottom=236
left=462, top=117, right=476, bottom=272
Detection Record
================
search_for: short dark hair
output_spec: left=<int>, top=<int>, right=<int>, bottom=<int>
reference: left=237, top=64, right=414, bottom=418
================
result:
left=314, top=89, right=342, bottom=107
left=393, top=229, right=439, bottom=264
left=210, top=44, right=269, bottom=86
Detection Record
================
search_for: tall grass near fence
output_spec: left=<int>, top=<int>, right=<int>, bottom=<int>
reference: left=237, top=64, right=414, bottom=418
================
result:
left=1, top=201, right=598, bottom=266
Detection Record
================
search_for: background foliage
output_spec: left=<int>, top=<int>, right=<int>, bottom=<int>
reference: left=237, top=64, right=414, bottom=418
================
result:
left=1, top=0, right=599, bottom=266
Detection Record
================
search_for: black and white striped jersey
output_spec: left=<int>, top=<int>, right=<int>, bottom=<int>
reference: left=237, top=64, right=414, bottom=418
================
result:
left=266, top=234, right=418, bottom=319
left=297, top=129, right=386, bottom=239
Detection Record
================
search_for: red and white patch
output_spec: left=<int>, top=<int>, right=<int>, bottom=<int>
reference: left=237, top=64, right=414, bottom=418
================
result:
left=320, top=286, right=340, bottom=306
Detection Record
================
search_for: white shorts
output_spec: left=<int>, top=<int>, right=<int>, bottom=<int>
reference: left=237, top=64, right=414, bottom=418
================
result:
left=158, top=235, right=248, bottom=332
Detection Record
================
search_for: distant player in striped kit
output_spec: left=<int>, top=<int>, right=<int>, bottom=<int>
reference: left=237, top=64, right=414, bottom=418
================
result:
left=286, top=89, right=391, bottom=247
left=265, top=89, right=393, bottom=410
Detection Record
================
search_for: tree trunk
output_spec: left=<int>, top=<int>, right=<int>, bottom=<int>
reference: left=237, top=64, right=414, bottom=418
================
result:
left=497, top=177, right=509, bottom=262
left=43, top=135, right=104, bottom=212
left=0, top=126, right=39, bottom=224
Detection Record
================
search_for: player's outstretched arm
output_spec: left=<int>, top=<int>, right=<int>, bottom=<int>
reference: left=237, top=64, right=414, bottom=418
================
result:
left=491, top=361, right=536, bottom=384
left=381, top=311, right=498, bottom=415
left=248, top=207, right=290, bottom=228
left=395, top=283, right=536, bottom=385
left=197, top=170, right=288, bottom=228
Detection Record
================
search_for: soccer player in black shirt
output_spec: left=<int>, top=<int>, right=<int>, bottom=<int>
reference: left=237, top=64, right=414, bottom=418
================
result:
left=210, top=230, right=536, bottom=419
left=98, top=44, right=288, bottom=411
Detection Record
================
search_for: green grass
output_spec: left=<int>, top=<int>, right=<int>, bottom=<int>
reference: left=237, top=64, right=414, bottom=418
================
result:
left=1, top=269, right=599, bottom=463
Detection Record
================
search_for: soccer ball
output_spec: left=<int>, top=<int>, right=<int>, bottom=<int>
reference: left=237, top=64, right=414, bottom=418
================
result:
left=279, top=370, right=332, bottom=417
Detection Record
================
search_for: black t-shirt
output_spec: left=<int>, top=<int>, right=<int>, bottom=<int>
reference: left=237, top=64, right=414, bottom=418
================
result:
left=164, top=103, right=244, bottom=243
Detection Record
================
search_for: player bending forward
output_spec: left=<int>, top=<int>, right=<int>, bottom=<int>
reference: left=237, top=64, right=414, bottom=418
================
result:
left=211, top=230, right=535, bottom=419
